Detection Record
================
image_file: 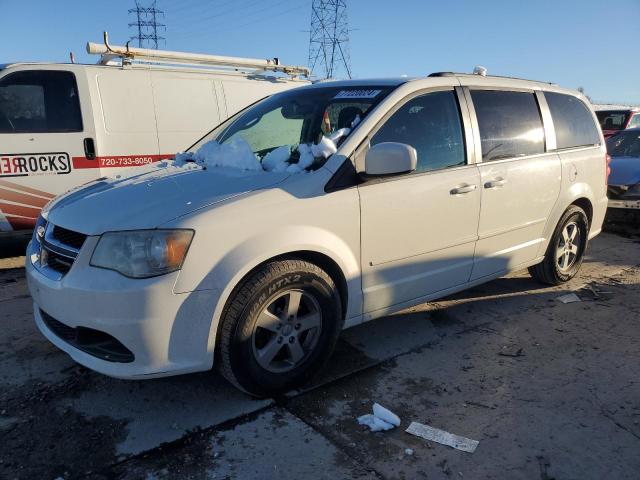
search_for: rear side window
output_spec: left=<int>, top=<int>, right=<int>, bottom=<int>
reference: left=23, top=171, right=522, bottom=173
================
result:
left=545, top=92, right=600, bottom=149
left=371, top=90, right=466, bottom=172
left=471, top=90, right=545, bottom=161
left=0, top=70, right=82, bottom=133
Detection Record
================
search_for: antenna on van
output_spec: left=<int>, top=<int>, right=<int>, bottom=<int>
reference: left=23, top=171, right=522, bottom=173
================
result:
left=87, top=31, right=310, bottom=78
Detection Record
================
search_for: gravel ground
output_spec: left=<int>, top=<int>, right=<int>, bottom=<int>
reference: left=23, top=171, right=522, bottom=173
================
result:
left=0, top=225, right=639, bottom=480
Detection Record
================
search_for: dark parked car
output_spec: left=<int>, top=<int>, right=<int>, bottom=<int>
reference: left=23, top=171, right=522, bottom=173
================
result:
left=596, top=106, right=640, bottom=138
left=606, top=128, right=640, bottom=213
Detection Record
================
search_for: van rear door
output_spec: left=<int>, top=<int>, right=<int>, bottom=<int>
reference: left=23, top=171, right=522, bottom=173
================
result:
left=0, top=67, right=98, bottom=232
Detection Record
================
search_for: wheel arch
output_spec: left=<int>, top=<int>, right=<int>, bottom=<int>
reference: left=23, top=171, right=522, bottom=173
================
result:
left=204, top=241, right=360, bottom=363
left=537, top=182, right=596, bottom=258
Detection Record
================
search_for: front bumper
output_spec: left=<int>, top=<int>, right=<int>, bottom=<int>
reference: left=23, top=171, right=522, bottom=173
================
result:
left=26, top=238, right=221, bottom=379
left=608, top=198, right=640, bottom=210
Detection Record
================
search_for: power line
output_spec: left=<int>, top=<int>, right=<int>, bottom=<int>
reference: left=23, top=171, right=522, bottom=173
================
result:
left=169, top=0, right=302, bottom=41
left=308, top=0, right=352, bottom=79
left=129, top=1, right=166, bottom=49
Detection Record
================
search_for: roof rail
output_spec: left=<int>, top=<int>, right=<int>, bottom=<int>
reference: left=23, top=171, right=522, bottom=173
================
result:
left=87, top=31, right=310, bottom=78
left=428, top=71, right=556, bottom=85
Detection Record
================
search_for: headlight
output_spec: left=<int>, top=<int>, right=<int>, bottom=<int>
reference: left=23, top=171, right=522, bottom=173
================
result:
left=90, top=229, right=194, bottom=278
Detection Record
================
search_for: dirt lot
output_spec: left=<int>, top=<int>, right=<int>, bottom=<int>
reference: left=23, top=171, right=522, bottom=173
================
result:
left=1, top=226, right=639, bottom=480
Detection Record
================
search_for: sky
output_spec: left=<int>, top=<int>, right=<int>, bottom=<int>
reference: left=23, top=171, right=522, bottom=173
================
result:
left=1, top=0, right=638, bottom=104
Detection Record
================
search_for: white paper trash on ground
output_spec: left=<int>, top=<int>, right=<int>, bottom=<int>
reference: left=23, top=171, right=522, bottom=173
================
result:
left=405, top=422, right=479, bottom=453
left=557, top=293, right=581, bottom=304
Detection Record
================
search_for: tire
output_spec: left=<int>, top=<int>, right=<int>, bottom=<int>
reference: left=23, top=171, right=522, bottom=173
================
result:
left=217, top=259, right=343, bottom=397
left=528, top=205, right=589, bottom=285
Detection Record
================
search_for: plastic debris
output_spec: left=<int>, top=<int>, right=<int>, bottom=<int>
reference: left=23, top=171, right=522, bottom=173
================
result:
left=404, top=448, right=414, bottom=456
left=358, top=413, right=395, bottom=432
left=557, top=293, right=581, bottom=304
left=373, top=402, right=401, bottom=427
left=405, top=422, right=479, bottom=453
left=358, top=403, right=401, bottom=432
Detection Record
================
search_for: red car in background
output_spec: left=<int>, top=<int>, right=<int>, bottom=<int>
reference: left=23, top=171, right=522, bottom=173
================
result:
left=595, top=105, right=640, bottom=138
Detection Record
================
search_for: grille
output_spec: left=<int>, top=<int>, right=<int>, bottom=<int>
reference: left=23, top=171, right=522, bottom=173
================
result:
left=42, top=311, right=76, bottom=341
left=39, top=223, right=87, bottom=278
left=45, top=250, right=74, bottom=274
left=52, top=225, right=87, bottom=250
left=40, top=310, right=134, bottom=363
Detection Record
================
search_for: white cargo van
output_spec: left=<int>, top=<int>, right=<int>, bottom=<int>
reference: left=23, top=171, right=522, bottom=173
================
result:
left=0, top=36, right=309, bottom=233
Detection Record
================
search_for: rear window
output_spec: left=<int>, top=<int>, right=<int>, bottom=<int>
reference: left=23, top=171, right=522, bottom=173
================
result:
left=0, top=70, right=82, bottom=133
left=546, top=93, right=600, bottom=149
left=596, top=110, right=631, bottom=131
left=470, top=90, right=545, bottom=161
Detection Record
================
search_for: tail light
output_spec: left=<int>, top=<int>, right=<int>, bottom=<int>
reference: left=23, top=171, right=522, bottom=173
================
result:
left=605, top=153, right=611, bottom=185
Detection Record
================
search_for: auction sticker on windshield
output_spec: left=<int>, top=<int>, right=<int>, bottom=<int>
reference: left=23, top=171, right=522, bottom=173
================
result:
left=334, top=89, right=381, bottom=99
left=0, top=153, right=71, bottom=177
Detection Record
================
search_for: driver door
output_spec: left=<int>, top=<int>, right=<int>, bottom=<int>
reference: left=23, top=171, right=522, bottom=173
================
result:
left=358, top=89, right=481, bottom=314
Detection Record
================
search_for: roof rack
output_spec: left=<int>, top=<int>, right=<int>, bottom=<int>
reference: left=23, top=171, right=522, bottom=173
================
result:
left=86, top=31, right=310, bottom=79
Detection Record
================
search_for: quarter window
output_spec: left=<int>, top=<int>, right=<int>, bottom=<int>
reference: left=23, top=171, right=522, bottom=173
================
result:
left=371, top=91, right=466, bottom=172
left=471, top=90, right=545, bottom=161
left=545, top=92, right=600, bottom=149
left=0, top=70, right=82, bottom=133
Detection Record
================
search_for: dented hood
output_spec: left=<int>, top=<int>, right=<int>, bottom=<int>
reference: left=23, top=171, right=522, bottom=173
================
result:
left=46, top=166, right=288, bottom=235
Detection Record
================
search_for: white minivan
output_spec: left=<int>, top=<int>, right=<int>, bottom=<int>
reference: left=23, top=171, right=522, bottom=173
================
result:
left=26, top=73, right=608, bottom=397
left=0, top=39, right=308, bottom=234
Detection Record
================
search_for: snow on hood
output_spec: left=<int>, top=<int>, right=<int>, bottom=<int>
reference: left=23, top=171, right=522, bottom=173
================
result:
left=174, top=133, right=347, bottom=174
left=609, top=156, right=640, bottom=186
left=46, top=165, right=289, bottom=235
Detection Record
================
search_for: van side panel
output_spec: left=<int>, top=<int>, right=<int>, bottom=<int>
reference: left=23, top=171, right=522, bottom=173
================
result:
left=94, top=69, right=161, bottom=175
left=221, top=79, right=299, bottom=118
left=150, top=71, right=221, bottom=154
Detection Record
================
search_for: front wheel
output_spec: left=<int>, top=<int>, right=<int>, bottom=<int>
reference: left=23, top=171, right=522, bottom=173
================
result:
left=528, top=205, right=589, bottom=285
left=217, top=259, right=343, bottom=397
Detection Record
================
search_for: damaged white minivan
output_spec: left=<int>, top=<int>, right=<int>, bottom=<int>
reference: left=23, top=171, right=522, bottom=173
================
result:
left=26, top=74, right=608, bottom=397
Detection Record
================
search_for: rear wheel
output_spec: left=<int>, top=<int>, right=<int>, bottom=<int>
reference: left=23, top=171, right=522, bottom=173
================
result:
left=528, top=205, right=589, bottom=285
left=217, top=259, right=342, bottom=397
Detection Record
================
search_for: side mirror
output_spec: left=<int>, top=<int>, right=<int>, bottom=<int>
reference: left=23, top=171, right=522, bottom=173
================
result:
left=364, top=142, right=417, bottom=176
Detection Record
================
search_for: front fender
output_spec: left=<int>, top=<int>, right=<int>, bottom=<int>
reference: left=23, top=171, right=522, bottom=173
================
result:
left=193, top=225, right=361, bottom=355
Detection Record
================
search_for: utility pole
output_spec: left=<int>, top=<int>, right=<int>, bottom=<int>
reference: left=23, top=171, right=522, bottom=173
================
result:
left=129, top=1, right=166, bottom=49
left=308, top=0, right=352, bottom=79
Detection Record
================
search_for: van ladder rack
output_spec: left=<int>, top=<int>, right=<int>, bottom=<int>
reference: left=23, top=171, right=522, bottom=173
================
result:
left=87, top=31, right=310, bottom=78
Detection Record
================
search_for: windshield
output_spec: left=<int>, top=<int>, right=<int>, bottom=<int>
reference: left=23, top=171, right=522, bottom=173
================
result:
left=607, top=130, right=640, bottom=157
left=181, top=85, right=393, bottom=173
left=596, top=110, right=631, bottom=131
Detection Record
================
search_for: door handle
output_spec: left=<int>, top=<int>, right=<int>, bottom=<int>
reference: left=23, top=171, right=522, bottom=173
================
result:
left=83, top=138, right=96, bottom=160
left=484, top=177, right=507, bottom=189
left=450, top=184, right=477, bottom=195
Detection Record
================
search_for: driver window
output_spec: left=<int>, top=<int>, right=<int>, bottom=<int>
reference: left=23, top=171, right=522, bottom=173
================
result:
left=371, top=91, right=466, bottom=172
left=0, top=70, right=82, bottom=134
